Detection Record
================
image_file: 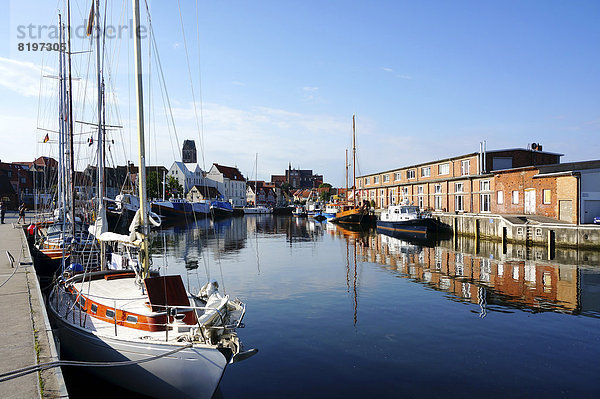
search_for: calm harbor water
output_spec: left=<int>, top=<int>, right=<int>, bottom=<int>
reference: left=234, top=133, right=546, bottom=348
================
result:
left=64, top=215, right=600, bottom=398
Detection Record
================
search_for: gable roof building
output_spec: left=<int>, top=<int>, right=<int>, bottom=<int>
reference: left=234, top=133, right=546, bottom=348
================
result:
left=206, top=163, right=246, bottom=207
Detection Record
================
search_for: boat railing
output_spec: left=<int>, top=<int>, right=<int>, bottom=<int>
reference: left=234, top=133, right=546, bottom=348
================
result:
left=67, top=289, right=245, bottom=341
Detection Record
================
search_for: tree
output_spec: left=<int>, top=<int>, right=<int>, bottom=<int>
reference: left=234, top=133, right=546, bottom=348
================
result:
left=319, top=191, right=331, bottom=202
left=167, top=175, right=183, bottom=197
left=318, top=183, right=332, bottom=189
left=146, top=171, right=160, bottom=199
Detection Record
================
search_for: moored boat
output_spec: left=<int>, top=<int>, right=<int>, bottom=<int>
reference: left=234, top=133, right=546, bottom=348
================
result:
left=210, top=200, right=233, bottom=218
left=243, top=205, right=272, bottom=214
left=376, top=203, right=437, bottom=239
left=292, top=205, right=307, bottom=217
left=152, top=198, right=209, bottom=219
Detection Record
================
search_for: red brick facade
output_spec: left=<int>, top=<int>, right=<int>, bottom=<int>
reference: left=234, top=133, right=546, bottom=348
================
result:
left=355, top=148, right=579, bottom=222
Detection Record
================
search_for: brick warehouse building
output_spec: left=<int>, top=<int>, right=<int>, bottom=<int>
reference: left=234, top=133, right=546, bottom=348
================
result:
left=357, top=147, right=600, bottom=224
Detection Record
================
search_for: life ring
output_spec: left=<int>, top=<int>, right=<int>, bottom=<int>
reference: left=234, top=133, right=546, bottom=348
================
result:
left=148, top=211, right=162, bottom=227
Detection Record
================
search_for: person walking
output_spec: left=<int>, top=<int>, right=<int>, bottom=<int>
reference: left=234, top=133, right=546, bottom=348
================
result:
left=17, top=202, right=26, bottom=224
left=0, top=201, right=5, bottom=224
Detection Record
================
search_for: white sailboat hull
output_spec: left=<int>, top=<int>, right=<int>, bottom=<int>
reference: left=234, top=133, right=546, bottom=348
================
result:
left=49, top=302, right=230, bottom=399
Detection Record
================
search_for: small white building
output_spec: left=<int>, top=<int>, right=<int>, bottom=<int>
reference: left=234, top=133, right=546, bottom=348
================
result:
left=167, top=162, right=213, bottom=195
left=205, top=163, right=246, bottom=207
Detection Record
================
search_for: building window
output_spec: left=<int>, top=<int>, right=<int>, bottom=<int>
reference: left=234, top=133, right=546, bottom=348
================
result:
left=480, top=180, right=490, bottom=191
left=512, top=191, right=519, bottom=204
left=434, top=184, right=442, bottom=194
left=418, top=186, right=424, bottom=194
left=435, top=195, right=443, bottom=210
left=374, top=176, right=380, bottom=184
left=365, top=177, right=370, bottom=185
left=418, top=195, right=424, bottom=208
left=481, top=194, right=491, bottom=212
left=438, top=163, right=450, bottom=175
left=543, top=189, right=551, bottom=204
left=421, top=167, right=431, bottom=177
left=394, top=172, right=402, bottom=181
left=455, top=195, right=464, bottom=211
left=358, top=180, right=362, bottom=188
left=461, top=160, right=470, bottom=176
left=383, top=175, right=389, bottom=183
left=407, top=169, right=416, bottom=179
left=497, top=191, right=504, bottom=205
left=455, top=182, right=464, bottom=193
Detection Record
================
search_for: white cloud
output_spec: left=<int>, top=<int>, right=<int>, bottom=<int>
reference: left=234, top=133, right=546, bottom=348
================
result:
left=382, top=67, right=393, bottom=73
left=164, top=102, right=352, bottom=183
left=0, top=57, right=51, bottom=97
left=397, top=74, right=413, bottom=80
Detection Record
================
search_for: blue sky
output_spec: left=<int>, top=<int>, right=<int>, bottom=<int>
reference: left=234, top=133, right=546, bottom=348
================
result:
left=1, top=0, right=599, bottom=186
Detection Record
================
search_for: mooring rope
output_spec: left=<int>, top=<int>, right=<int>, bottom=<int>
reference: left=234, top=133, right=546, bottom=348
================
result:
left=0, top=343, right=193, bottom=382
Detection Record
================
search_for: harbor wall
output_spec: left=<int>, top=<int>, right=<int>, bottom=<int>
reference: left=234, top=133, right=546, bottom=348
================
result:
left=431, top=213, right=600, bottom=249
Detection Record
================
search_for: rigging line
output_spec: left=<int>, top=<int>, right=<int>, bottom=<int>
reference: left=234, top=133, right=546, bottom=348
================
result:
left=195, top=0, right=206, bottom=172
left=144, top=0, right=179, bottom=161
left=176, top=0, right=204, bottom=162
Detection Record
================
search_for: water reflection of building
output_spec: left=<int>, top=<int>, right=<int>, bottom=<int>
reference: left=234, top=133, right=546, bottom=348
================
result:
left=358, top=233, right=600, bottom=316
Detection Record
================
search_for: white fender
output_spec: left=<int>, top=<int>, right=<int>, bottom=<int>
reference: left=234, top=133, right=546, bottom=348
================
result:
left=148, top=211, right=162, bottom=227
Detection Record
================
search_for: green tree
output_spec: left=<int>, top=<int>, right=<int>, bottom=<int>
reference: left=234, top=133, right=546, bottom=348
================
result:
left=146, top=171, right=160, bottom=199
left=167, top=175, right=183, bottom=197
left=318, top=183, right=332, bottom=189
left=319, top=191, right=331, bottom=202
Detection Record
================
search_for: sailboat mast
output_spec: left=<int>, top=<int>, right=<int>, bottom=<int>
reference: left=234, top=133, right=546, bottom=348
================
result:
left=66, top=0, right=75, bottom=236
left=352, top=114, right=356, bottom=208
left=345, top=148, right=348, bottom=206
left=132, top=0, right=150, bottom=277
left=95, top=0, right=107, bottom=269
left=58, top=14, right=67, bottom=273
left=57, top=14, right=64, bottom=214
left=96, top=0, right=105, bottom=215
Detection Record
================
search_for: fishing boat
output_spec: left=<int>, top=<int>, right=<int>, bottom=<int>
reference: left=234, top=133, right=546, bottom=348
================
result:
left=292, top=205, right=307, bottom=217
left=330, top=115, right=376, bottom=226
left=243, top=204, right=272, bottom=214
left=322, top=203, right=341, bottom=219
left=210, top=200, right=234, bottom=218
left=47, top=3, right=255, bottom=397
left=152, top=197, right=209, bottom=219
left=376, top=201, right=438, bottom=240
left=306, top=201, right=322, bottom=218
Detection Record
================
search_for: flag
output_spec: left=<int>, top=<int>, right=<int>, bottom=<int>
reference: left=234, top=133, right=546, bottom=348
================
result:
left=88, top=137, right=94, bottom=146
left=86, top=1, right=95, bottom=37
left=43, top=134, right=49, bottom=143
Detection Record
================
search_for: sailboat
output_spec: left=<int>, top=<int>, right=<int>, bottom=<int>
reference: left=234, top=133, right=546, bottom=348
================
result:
left=47, top=2, right=255, bottom=397
left=244, top=153, right=273, bottom=214
left=330, top=115, right=376, bottom=226
left=32, top=13, right=97, bottom=279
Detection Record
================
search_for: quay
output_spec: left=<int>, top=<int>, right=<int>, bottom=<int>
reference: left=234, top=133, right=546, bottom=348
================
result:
left=0, top=211, right=67, bottom=398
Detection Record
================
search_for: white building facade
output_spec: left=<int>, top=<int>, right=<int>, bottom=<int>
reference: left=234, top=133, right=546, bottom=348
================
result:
left=206, top=163, right=246, bottom=207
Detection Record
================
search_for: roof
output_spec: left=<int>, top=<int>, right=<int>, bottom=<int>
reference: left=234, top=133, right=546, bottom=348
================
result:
left=537, top=159, right=600, bottom=175
left=190, top=185, right=220, bottom=198
left=212, top=163, right=246, bottom=182
left=357, top=148, right=564, bottom=178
